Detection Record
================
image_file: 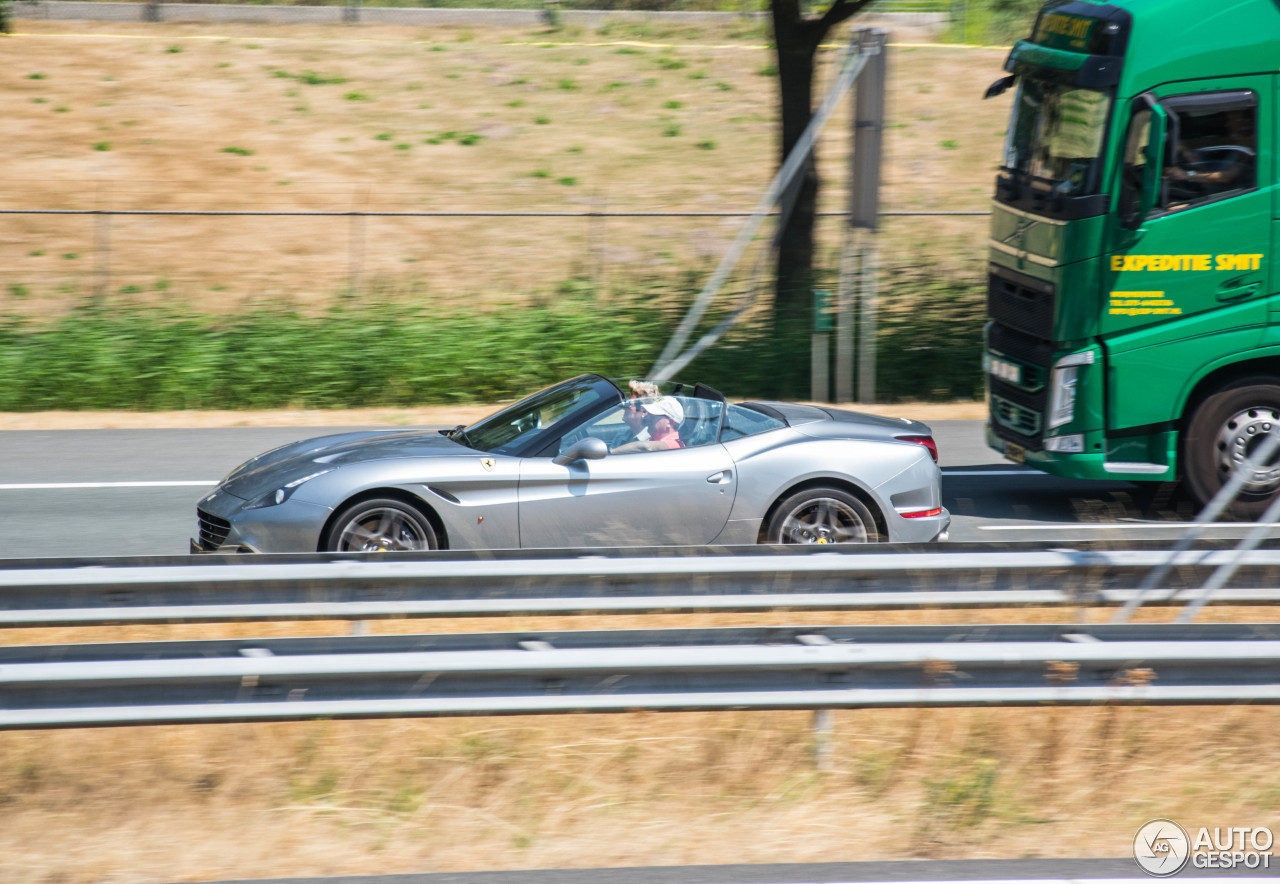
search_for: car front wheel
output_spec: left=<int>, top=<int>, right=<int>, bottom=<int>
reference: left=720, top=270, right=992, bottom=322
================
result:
left=326, top=498, right=438, bottom=552
left=764, top=487, right=881, bottom=544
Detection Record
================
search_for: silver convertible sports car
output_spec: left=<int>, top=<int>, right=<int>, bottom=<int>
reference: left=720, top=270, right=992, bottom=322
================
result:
left=192, top=374, right=949, bottom=553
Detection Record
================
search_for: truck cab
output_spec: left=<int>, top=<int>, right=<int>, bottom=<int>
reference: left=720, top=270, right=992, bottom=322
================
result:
left=984, top=0, right=1280, bottom=516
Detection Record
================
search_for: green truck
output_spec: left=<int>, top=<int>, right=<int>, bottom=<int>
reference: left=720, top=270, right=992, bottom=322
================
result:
left=984, top=0, right=1280, bottom=516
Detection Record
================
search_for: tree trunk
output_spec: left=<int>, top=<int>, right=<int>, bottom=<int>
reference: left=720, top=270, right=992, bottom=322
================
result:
left=771, top=0, right=820, bottom=320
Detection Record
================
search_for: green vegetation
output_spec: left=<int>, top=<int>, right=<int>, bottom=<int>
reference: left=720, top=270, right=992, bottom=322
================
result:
left=272, top=69, right=349, bottom=86
left=948, top=0, right=1041, bottom=44
left=0, top=271, right=983, bottom=410
left=220, top=146, right=254, bottom=156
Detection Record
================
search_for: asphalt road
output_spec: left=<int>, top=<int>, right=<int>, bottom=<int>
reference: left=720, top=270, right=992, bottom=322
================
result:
left=214, top=857, right=1278, bottom=884
left=0, top=419, right=1259, bottom=559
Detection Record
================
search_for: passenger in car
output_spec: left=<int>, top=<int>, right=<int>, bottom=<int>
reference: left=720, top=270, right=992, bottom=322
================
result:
left=613, top=380, right=659, bottom=447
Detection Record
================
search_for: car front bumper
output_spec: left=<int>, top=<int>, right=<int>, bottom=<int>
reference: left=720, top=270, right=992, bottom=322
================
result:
left=191, top=486, right=332, bottom=554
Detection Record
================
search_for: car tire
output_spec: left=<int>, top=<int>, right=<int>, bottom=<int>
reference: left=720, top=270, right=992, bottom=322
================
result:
left=1184, top=378, right=1280, bottom=519
left=763, top=486, right=882, bottom=544
left=325, top=497, right=438, bottom=552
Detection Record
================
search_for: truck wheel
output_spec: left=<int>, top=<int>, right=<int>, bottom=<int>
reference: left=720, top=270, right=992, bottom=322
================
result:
left=1184, top=378, right=1280, bottom=518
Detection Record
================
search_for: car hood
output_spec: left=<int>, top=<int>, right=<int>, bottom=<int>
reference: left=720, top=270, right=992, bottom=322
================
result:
left=221, top=430, right=474, bottom=500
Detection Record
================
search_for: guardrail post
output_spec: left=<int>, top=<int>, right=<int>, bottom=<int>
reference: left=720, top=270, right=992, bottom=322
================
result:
left=343, top=0, right=360, bottom=25
left=812, top=708, right=834, bottom=771
left=143, top=1, right=162, bottom=23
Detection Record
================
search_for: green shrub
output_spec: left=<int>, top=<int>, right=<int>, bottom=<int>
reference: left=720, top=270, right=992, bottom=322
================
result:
left=0, top=267, right=984, bottom=410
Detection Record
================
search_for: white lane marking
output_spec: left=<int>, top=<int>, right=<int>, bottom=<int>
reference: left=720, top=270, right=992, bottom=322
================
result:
left=981, top=522, right=1280, bottom=531
left=943, top=469, right=1039, bottom=476
left=0, top=481, right=217, bottom=490
left=742, top=880, right=1241, bottom=884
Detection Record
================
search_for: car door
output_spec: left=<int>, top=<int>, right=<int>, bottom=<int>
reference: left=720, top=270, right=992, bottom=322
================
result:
left=517, top=443, right=737, bottom=548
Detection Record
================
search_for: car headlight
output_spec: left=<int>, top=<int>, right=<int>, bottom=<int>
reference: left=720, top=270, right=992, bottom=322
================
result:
left=245, top=470, right=332, bottom=509
left=1047, top=350, right=1095, bottom=431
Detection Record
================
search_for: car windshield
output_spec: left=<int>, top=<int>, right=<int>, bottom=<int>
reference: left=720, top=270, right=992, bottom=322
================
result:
left=455, top=376, right=612, bottom=455
left=1003, top=77, right=1112, bottom=197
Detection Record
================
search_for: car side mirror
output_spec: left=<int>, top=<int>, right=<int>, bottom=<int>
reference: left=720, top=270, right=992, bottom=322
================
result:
left=553, top=436, right=608, bottom=466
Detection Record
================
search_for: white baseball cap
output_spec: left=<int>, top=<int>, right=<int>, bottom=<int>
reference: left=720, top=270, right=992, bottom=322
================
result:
left=641, top=396, right=684, bottom=426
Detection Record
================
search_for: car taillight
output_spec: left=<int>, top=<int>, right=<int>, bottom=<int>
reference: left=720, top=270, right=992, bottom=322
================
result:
left=897, top=434, right=938, bottom=463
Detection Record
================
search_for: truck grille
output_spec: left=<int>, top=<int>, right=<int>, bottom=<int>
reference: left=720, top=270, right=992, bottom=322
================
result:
left=987, top=322, right=1051, bottom=451
left=992, top=394, right=1043, bottom=438
left=197, top=509, right=231, bottom=550
left=988, top=263, right=1055, bottom=339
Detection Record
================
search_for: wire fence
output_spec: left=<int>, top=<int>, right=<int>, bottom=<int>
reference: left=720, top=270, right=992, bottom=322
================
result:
left=10, top=0, right=961, bottom=30
left=0, top=197, right=990, bottom=307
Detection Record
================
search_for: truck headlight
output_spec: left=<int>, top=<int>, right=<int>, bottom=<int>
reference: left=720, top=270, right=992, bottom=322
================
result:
left=1047, top=350, right=1095, bottom=430
left=1044, top=433, right=1085, bottom=453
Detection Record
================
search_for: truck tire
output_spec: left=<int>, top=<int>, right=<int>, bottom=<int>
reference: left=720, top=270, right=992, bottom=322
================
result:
left=1184, top=377, right=1280, bottom=519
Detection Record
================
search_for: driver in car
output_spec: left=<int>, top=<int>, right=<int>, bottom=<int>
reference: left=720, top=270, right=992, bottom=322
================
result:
left=612, top=380, right=659, bottom=447
left=1166, top=108, right=1254, bottom=193
left=612, top=397, right=685, bottom=453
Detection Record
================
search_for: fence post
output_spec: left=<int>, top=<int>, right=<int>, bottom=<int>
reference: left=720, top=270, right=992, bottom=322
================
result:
left=93, top=182, right=112, bottom=305
left=343, top=0, right=360, bottom=25
left=589, top=193, right=605, bottom=292
left=143, top=1, right=162, bottom=23
left=349, top=185, right=368, bottom=294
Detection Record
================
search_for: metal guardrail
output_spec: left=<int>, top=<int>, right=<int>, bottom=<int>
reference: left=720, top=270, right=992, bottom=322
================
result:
left=4, top=623, right=1278, bottom=729
left=4, top=546, right=1280, bottom=627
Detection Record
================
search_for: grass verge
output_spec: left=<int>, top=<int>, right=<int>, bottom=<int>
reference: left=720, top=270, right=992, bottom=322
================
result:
left=0, top=269, right=984, bottom=409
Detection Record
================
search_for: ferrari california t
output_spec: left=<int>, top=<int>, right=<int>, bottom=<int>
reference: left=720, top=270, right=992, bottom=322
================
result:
left=192, top=374, right=948, bottom=552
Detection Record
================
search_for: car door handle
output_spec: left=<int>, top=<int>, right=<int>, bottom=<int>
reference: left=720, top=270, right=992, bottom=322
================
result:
left=706, top=470, right=732, bottom=485
left=1217, top=280, right=1262, bottom=301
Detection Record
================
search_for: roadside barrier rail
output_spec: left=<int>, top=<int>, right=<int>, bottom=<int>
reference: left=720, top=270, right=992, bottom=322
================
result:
left=4, top=545, right=1280, bottom=627
left=4, top=623, right=1278, bottom=729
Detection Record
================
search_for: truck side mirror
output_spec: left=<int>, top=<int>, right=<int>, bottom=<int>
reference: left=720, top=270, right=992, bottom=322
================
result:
left=1139, top=102, right=1168, bottom=220
left=984, top=75, right=1016, bottom=100
left=1120, top=98, right=1166, bottom=230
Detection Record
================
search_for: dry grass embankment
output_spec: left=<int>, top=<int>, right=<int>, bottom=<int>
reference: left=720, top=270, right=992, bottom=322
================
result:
left=3, top=21, right=1009, bottom=307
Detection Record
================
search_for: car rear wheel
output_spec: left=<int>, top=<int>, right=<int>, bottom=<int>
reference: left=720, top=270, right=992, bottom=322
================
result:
left=764, top=487, right=881, bottom=544
left=326, top=498, right=438, bottom=552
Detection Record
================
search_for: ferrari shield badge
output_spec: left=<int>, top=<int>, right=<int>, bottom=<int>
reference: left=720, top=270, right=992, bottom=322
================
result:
left=481, top=458, right=495, bottom=472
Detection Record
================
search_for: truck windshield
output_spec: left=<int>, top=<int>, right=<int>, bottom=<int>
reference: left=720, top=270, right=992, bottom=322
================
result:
left=1003, top=77, right=1112, bottom=197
